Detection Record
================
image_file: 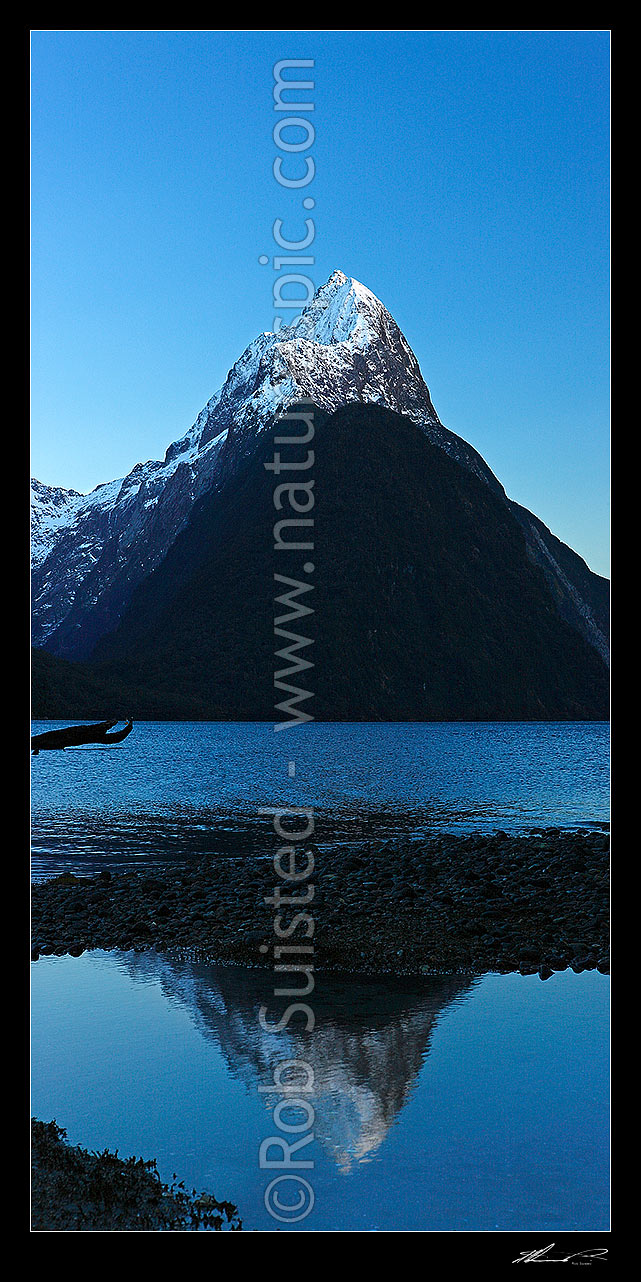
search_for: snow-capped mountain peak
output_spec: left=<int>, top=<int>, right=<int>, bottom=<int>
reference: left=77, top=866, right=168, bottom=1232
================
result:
left=29, top=269, right=488, bottom=656
left=286, top=268, right=391, bottom=346
left=195, top=269, right=441, bottom=452
left=30, top=269, right=608, bottom=665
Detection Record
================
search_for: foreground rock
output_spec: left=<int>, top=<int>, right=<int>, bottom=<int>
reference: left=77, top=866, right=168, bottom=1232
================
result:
left=31, top=1119, right=241, bottom=1232
left=31, top=830, right=609, bottom=976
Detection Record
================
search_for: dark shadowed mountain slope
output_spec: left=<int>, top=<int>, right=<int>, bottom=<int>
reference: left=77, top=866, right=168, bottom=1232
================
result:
left=31, top=271, right=608, bottom=669
left=31, top=648, right=136, bottom=721
left=33, top=403, right=608, bottom=721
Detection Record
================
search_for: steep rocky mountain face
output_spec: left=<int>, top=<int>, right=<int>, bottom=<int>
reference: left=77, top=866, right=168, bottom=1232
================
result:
left=34, top=403, right=609, bottom=722
left=31, top=268, right=609, bottom=686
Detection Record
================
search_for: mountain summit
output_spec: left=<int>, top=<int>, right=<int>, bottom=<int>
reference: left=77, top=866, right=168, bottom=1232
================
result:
left=31, top=271, right=609, bottom=670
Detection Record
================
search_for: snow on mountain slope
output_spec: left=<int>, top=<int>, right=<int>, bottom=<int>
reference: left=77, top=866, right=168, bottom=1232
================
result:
left=31, top=269, right=608, bottom=662
left=30, top=270, right=449, bottom=655
left=31, top=480, right=84, bottom=569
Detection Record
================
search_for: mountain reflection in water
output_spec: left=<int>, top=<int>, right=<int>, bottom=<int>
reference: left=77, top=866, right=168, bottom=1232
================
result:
left=118, top=952, right=475, bottom=1170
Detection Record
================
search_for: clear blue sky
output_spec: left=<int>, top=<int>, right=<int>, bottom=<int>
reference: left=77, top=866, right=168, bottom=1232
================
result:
left=31, top=29, right=610, bottom=575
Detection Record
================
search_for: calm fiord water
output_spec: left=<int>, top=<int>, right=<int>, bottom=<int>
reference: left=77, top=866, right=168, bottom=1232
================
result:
left=31, top=721, right=610, bottom=1230
left=31, top=952, right=609, bottom=1231
left=31, top=720, right=609, bottom=879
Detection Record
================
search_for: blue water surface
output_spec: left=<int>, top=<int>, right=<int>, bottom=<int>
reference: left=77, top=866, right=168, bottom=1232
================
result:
left=31, top=953, right=609, bottom=1232
left=31, top=720, right=609, bottom=878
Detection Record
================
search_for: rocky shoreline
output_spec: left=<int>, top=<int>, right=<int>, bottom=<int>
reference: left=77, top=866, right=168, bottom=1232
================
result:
left=31, top=1120, right=241, bottom=1232
left=31, top=829, right=609, bottom=977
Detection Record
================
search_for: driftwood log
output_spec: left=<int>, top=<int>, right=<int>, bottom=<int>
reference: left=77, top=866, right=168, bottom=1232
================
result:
left=31, top=720, right=133, bottom=753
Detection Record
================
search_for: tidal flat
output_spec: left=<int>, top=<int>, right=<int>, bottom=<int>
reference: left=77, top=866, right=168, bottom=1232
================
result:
left=31, top=828, right=608, bottom=977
